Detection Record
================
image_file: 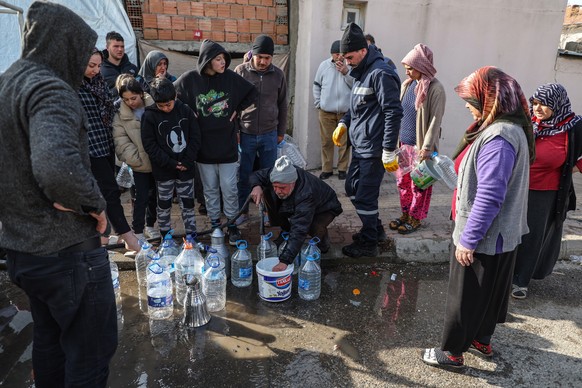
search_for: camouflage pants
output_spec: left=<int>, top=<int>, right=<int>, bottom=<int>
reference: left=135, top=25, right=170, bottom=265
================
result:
left=156, top=179, right=196, bottom=235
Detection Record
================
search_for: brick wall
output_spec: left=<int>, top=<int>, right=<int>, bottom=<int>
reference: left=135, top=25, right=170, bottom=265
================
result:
left=140, top=0, right=289, bottom=47
left=565, top=5, right=582, bottom=25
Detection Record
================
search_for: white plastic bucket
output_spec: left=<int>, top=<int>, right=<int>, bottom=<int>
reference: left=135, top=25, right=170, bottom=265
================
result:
left=256, top=257, right=294, bottom=302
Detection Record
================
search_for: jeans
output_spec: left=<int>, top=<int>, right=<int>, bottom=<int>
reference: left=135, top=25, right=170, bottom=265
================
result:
left=6, top=246, right=118, bottom=388
left=132, top=171, right=157, bottom=234
left=198, top=162, right=239, bottom=220
left=238, top=130, right=278, bottom=210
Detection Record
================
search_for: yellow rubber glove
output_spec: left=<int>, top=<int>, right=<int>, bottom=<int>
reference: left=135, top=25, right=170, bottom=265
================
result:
left=332, top=123, right=347, bottom=147
left=382, top=150, right=399, bottom=172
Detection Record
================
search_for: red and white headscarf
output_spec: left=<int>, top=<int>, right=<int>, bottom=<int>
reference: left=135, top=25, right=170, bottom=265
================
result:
left=401, top=43, right=437, bottom=110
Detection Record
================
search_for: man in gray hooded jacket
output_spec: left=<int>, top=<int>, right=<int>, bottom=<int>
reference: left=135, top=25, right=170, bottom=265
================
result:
left=0, top=2, right=117, bottom=386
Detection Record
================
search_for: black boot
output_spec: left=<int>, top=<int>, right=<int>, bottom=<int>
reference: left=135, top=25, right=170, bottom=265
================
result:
left=342, top=240, right=378, bottom=258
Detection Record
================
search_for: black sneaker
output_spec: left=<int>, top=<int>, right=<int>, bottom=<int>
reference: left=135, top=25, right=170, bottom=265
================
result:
left=211, top=218, right=221, bottom=228
left=342, top=240, right=378, bottom=258
left=352, top=225, right=388, bottom=242
left=421, top=348, right=465, bottom=369
left=338, top=171, right=347, bottom=180
left=319, top=171, right=333, bottom=180
left=227, top=225, right=241, bottom=246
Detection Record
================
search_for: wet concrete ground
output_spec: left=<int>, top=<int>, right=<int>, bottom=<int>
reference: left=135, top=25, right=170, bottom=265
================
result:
left=1, top=260, right=581, bottom=387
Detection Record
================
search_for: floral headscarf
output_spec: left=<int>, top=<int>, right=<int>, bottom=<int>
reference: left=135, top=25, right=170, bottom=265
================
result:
left=401, top=43, right=436, bottom=110
left=453, top=66, right=535, bottom=162
left=530, top=83, right=582, bottom=138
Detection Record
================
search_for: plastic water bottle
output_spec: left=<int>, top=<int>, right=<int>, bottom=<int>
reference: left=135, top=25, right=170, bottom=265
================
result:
left=109, top=255, right=122, bottom=309
left=108, top=252, right=124, bottom=329
left=147, top=262, right=173, bottom=319
left=174, top=240, right=204, bottom=306
left=257, top=231, right=278, bottom=261
left=203, top=253, right=227, bottom=312
left=431, top=152, right=457, bottom=190
left=158, top=231, right=180, bottom=278
left=277, top=232, right=301, bottom=275
left=298, top=252, right=321, bottom=301
left=277, top=136, right=307, bottom=169
left=210, top=228, right=230, bottom=278
left=300, top=237, right=321, bottom=270
left=134, top=240, right=156, bottom=311
left=231, top=240, right=253, bottom=287
left=182, top=233, right=206, bottom=253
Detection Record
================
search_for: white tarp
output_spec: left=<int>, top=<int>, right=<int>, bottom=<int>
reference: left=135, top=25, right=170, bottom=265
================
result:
left=0, top=0, right=136, bottom=73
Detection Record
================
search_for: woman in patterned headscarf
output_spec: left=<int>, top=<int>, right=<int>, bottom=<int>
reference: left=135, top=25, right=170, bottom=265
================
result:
left=512, top=83, right=582, bottom=299
left=390, top=43, right=446, bottom=234
left=421, top=67, right=534, bottom=369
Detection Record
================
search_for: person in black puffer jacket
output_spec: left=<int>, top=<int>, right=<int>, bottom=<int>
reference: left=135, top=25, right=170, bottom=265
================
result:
left=249, top=156, right=343, bottom=271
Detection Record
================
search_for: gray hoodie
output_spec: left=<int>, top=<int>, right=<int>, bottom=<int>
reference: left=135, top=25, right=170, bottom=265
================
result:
left=0, top=1, right=106, bottom=255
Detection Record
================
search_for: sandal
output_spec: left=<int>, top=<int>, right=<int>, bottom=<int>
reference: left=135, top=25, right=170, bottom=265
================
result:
left=511, top=284, right=528, bottom=299
left=398, top=217, right=421, bottom=234
left=389, top=213, right=409, bottom=230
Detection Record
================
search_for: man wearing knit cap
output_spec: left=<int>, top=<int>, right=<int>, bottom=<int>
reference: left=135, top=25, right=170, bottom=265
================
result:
left=313, top=40, right=353, bottom=181
left=235, top=35, right=288, bottom=218
left=249, top=156, right=342, bottom=271
left=332, top=22, right=403, bottom=258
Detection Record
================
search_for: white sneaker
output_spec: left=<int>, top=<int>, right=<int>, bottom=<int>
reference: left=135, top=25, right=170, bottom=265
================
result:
left=144, top=227, right=161, bottom=239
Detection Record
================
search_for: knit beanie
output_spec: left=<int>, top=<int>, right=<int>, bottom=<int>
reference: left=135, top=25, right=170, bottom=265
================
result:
left=270, top=156, right=298, bottom=183
left=330, top=40, right=341, bottom=54
left=252, top=35, right=274, bottom=56
left=340, top=23, right=367, bottom=53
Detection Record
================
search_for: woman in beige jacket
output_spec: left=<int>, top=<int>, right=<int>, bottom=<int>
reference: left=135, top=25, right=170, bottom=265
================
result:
left=113, top=75, right=159, bottom=240
left=390, top=44, right=446, bottom=234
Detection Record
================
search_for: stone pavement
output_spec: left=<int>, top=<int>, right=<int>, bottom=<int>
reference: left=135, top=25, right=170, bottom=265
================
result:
left=112, top=168, right=582, bottom=267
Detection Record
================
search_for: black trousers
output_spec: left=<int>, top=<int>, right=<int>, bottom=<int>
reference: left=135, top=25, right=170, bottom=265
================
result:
left=132, top=171, right=157, bottom=234
left=441, top=245, right=516, bottom=355
left=90, top=155, right=131, bottom=235
left=514, top=190, right=563, bottom=287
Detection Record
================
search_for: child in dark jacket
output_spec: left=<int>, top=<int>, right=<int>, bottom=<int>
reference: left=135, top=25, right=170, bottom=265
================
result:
left=141, top=78, right=201, bottom=237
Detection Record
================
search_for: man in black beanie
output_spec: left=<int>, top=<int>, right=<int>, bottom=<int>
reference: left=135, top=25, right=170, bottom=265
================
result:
left=332, top=22, right=403, bottom=258
left=235, top=35, right=288, bottom=217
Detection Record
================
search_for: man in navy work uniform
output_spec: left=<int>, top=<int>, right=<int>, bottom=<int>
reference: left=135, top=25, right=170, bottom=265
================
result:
left=333, top=23, right=403, bottom=258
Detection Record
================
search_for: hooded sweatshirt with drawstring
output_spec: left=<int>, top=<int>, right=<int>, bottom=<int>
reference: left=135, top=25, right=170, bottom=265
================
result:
left=0, top=1, right=106, bottom=255
left=174, top=39, right=257, bottom=164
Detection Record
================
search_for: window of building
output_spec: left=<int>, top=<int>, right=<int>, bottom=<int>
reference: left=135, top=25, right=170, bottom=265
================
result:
left=342, top=2, right=366, bottom=30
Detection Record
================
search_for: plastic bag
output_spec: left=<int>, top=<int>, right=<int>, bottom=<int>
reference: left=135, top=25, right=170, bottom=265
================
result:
left=393, top=145, right=418, bottom=180
left=116, top=162, right=134, bottom=188
left=277, top=134, right=307, bottom=169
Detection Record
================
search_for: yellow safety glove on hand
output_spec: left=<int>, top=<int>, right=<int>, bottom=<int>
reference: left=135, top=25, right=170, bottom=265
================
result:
left=382, top=149, right=399, bottom=172
left=332, top=123, right=347, bottom=147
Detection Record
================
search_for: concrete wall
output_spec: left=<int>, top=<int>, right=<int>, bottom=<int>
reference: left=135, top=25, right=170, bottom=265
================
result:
left=293, top=0, right=568, bottom=167
left=555, top=54, right=582, bottom=114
